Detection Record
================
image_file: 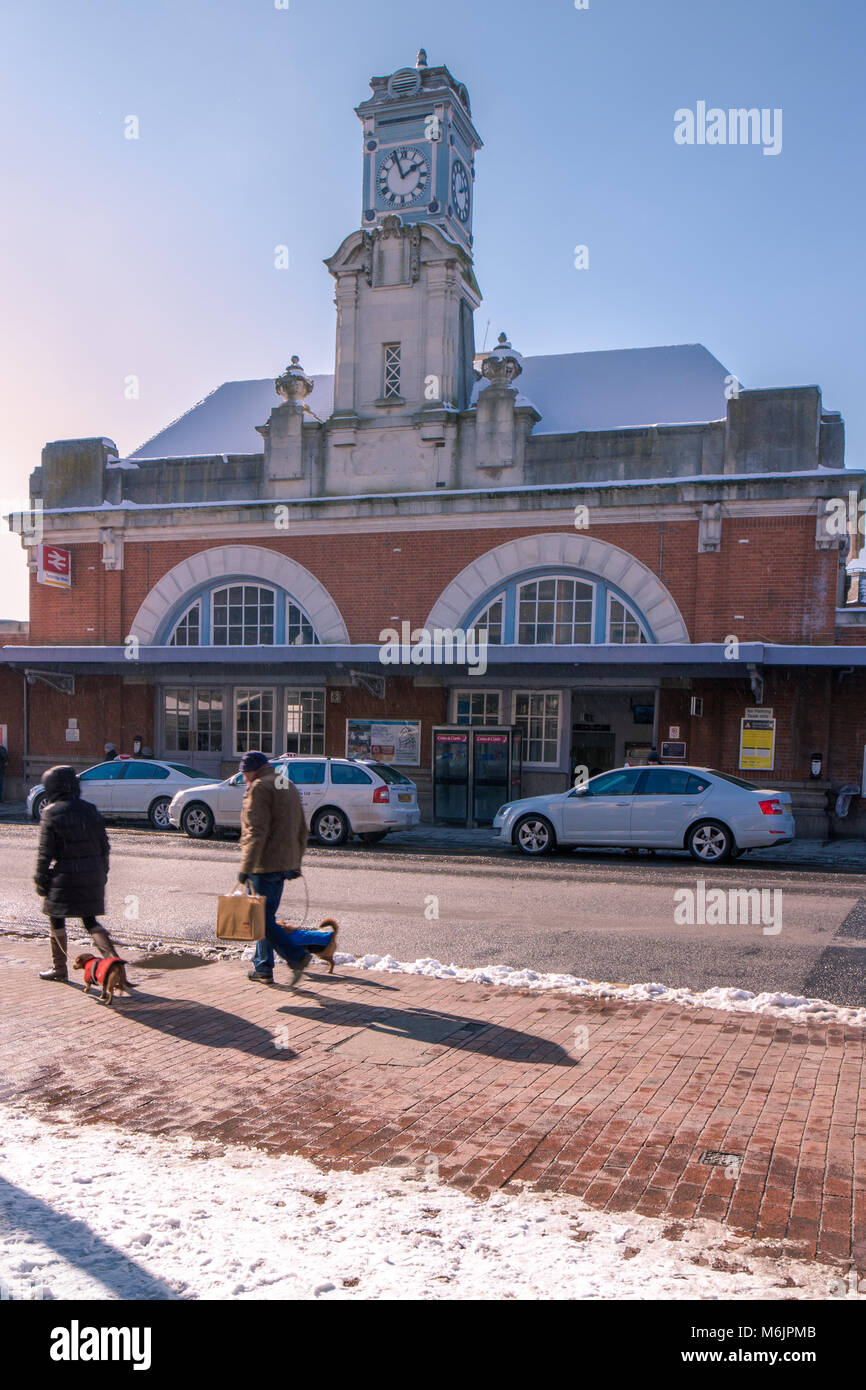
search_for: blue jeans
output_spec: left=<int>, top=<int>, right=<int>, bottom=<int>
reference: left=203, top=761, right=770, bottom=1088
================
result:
left=250, top=872, right=306, bottom=976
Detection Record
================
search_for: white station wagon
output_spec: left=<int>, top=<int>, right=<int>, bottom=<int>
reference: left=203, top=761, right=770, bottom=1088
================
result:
left=168, top=755, right=420, bottom=845
left=494, top=765, right=796, bottom=862
left=28, top=758, right=213, bottom=829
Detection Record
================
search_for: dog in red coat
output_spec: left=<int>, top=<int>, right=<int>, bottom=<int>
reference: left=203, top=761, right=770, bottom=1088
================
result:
left=73, top=953, right=133, bottom=1005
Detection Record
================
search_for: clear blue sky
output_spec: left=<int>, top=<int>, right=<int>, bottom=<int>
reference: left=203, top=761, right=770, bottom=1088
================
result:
left=1, top=0, right=863, bottom=617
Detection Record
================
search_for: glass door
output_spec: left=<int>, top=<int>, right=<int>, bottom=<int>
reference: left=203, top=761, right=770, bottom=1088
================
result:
left=432, top=729, right=470, bottom=823
left=472, top=730, right=511, bottom=825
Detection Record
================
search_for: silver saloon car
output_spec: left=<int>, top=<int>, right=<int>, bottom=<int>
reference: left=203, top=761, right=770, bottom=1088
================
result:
left=493, top=765, right=795, bottom=863
left=28, top=758, right=213, bottom=829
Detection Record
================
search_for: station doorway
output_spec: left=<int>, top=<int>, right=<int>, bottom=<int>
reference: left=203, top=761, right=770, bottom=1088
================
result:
left=570, top=690, right=656, bottom=779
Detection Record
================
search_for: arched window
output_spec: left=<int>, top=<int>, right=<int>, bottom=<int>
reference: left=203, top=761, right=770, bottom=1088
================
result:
left=472, top=593, right=504, bottom=645
left=164, top=583, right=321, bottom=647
left=464, top=570, right=654, bottom=646
left=517, top=577, right=594, bottom=645
left=287, top=603, right=318, bottom=646
left=607, top=596, right=647, bottom=644
left=212, top=584, right=275, bottom=646
left=169, top=602, right=201, bottom=647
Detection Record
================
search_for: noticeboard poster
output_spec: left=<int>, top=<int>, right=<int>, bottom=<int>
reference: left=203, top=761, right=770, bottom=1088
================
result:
left=739, top=713, right=776, bottom=771
left=346, top=718, right=421, bottom=766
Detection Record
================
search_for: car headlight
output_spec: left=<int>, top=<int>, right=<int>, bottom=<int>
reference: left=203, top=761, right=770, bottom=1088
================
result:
left=496, top=805, right=511, bottom=818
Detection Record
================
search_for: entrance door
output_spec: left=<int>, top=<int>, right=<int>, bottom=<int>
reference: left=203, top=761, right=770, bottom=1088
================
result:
left=571, top=728, right=615, bottom=780
left=560, top=767, right=642, bottom=844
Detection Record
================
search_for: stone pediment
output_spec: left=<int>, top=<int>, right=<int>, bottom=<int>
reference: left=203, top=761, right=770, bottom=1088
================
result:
left=325, top=219, right=481, bottom=299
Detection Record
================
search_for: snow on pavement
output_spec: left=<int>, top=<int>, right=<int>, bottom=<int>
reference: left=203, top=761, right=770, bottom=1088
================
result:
left=0, top=1106, right=851, bottom=1301
left=327, top=953, right=866, bottom=1029
left=5, top=930, right=863, bottom=1029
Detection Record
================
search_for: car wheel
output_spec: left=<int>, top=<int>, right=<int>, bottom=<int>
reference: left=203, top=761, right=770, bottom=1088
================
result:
left=148, top=796, right=173, bottom=831
left=514, top=814, right=556, bottom=856
left=312, top=807, right=349, bottom=846
left=687, top=820, right=733, bottom=864
left=181, top=802, right=215, bottom=839
left=358, top=831, right=388, bottom=845
left=31, top=793, right=46, bottom=821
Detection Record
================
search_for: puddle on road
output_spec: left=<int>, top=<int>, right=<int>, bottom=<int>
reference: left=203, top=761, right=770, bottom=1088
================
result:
left=130, top=953, right=216, bottom=971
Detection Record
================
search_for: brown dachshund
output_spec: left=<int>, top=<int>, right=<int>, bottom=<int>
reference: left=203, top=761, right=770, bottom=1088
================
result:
left=73, top=953, right=133, bottom=1005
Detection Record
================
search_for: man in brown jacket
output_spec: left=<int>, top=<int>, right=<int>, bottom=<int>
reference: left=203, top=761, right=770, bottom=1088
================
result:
left=237, top=751, right=310, bottom=985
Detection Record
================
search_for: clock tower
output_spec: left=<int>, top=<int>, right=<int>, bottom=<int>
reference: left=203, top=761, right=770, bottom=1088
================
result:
left=323, top=52, right=483, bottom=459
left=357, top=49, right=482, bottom=252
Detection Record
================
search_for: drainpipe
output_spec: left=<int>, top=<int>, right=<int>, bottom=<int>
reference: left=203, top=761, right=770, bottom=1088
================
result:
left=20, top=669, right=29, bottom=790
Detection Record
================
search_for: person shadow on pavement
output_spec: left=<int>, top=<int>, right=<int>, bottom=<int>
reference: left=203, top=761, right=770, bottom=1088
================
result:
left=276, top=995, right=579, bottom=1066
left=119, top=994, right=297, bottom=1060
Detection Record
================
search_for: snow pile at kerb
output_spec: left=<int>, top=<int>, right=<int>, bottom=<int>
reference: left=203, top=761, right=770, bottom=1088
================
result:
left=331, top=953, right=866, bottom=1028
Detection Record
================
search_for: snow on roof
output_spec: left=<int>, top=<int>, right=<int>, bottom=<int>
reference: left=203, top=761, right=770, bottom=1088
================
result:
left=127, top=376, right=335, bottom=461
left=126, top=345, right=732, bottom=461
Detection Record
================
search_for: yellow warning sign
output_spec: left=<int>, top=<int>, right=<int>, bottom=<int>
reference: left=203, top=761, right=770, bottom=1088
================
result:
left=739, top=715, right=776, bottom=771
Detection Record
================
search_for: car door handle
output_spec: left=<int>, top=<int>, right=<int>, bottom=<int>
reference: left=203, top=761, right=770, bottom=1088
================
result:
left=615, top=801, right=630, bottom=806
left=682, top=801, right=696, bottom=806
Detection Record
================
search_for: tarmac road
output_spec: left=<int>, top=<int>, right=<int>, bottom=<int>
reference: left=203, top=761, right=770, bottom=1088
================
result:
left=1, top=823, right=863, bottom=1005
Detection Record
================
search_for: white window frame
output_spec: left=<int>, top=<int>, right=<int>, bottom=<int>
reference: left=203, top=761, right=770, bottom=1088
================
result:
left=233, top=686, right=276, bottom=757
left=285, top=688, right=326, bottom=756
left=383, top=343, right=402, bottom=399
left=169, top=600, right=201, bottom=647
left=212, top=584, right=277, bottom=647
left=471, top=593, right=505, bottom=646
left=606, top=592, right=648, bottom=645
left=287, top=602, right=319, bottom=647
left=511, top=689, right=562, bottom=768
left=162, top=684, right=225, bottom=755
left=516, top=576, right=596, bottom=646
left=451, top=689, right=502, bottom=726
left=163, top=687, right=192, bottom=752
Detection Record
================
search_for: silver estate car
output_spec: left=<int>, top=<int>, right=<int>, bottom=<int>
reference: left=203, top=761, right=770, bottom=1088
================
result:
left=168, top=755, right=420, bottom=845
left=493, top=765, right=795, bottom=862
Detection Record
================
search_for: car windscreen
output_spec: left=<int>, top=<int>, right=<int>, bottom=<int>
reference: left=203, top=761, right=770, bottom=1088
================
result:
left=362, top=763, right=413, bottom=784
left=167, top=764, right=206, bottom=778
left=708, top=770, right=759, bottom=790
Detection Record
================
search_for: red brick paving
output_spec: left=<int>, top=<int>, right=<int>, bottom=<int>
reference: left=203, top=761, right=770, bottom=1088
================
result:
left=1, top=937, right=864, bottom=1269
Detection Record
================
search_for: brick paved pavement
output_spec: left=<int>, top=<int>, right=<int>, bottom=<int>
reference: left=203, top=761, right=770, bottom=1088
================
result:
left=1, top=937, right=864, bottom=1271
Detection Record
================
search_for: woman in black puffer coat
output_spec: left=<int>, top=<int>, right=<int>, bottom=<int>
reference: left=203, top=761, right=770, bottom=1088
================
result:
left=34, top=765, right=118, bottom=982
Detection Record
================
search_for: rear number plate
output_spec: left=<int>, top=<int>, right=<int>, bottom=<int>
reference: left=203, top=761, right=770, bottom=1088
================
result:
left=398, top=793, right=412, bottom=803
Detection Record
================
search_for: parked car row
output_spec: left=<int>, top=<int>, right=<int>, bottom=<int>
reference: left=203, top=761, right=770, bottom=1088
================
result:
left=27, top=756, right=421, bottom=846
left=27, top=759, right=794, bottom=863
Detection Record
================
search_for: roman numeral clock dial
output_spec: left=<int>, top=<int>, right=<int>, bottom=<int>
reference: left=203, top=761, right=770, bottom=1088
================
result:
left=451, top=158, right=470, bottom=223
left=377, top=146, right=430, bottom=208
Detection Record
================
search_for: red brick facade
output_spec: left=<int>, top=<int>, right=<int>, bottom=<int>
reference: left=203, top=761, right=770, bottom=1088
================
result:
left=27, top=517, right=844, bottom=649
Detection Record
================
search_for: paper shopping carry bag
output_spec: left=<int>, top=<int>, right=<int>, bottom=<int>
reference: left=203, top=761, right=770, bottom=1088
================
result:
left=217, top=884, right=266, bottom=941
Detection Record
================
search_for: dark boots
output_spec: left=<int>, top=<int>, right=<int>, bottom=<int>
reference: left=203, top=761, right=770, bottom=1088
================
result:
left=40, top=927, right=69, bottom=982
left=40, top=922, right=116, bottom=982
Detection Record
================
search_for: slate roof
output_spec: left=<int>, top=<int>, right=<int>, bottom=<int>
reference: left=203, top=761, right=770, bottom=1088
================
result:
left=126, top=344, right=732, bottom=461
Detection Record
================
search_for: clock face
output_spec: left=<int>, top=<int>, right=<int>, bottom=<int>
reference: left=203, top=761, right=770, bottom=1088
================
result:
left=451, top=158, right=470, bottom=223
left=377, top=146, right=431, bottom=208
